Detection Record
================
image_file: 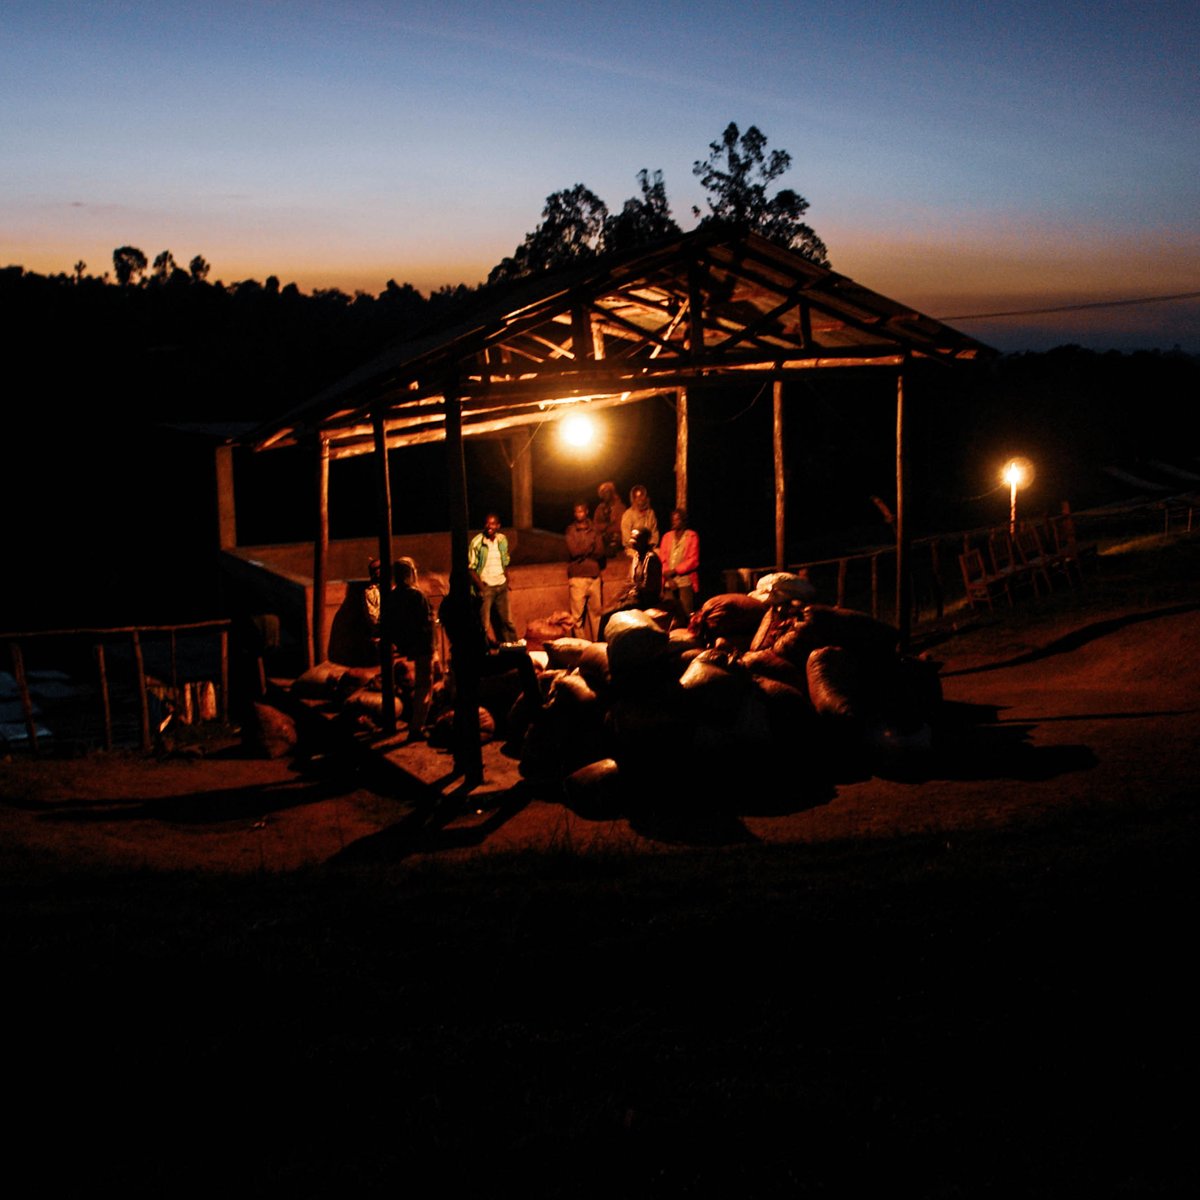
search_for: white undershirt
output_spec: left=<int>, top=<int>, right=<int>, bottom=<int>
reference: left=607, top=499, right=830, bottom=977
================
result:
left=480, top=537, right=505, bottom=585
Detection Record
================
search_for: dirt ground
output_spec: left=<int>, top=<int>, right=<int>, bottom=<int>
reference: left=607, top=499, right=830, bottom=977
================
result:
left=4, top=544, right=1196, bottom=1195
left=3, top=592, right=1197, bottom=872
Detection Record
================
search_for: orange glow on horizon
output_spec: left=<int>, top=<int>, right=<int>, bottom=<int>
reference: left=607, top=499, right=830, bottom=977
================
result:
left=5, top=216, right=1197, bottom=348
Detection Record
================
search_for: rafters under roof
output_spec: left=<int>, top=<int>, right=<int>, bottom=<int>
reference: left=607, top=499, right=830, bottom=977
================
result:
left=247, top=228, right=993, bottom=460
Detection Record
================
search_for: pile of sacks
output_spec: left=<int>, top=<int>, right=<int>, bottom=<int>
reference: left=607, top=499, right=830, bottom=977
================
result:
left=517, top=573, right=941, bottom=809
left=287, top=658, right=440, bottom=729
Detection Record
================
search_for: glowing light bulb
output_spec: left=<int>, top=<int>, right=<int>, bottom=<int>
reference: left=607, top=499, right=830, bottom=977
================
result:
left=560, top=413, right=594, bottom=449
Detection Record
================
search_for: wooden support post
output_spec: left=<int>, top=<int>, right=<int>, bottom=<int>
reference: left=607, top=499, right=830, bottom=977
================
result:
left=687, top=260, right=706, bottom=360
left=930, top=541, right=945, bottom=620
left=95, top=642, right=113, bottom=751
left=871, top=553, right=880, bottom=619
left=446, top=392, right=471, bottom=577
left=371, top=410, right=397, bottom=736
left=895, top=369, right=911, bottom=648
left=445, top=387, right=483, bottom=784
left=773, top=379, right=786, bottom=570
left=675, top=387, right=689, bottom=512
left=132, top=630, right=151, bottom=752
left=215, top=444, right=237, bottom=550
left=511, top=428, right=534, bottom=530
left=571, top=305, right=592, bottom=364
left=219, top=628, right=230, bottom=725
left=10, top=642, right=38, bottom=753
left=313, top=435, right=330, bottom=666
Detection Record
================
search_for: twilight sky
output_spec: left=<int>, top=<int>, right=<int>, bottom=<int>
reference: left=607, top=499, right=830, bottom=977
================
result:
left=3, top=0, right=1198, bottom=351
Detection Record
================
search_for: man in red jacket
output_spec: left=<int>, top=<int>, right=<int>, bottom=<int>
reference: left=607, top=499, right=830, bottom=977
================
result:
left=659, top=507, right=700, bottom=617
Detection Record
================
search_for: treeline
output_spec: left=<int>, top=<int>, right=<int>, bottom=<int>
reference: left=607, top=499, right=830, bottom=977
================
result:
left=0, top=260, right=482, bottom=424
left=1, top=122, right=828, bottom=424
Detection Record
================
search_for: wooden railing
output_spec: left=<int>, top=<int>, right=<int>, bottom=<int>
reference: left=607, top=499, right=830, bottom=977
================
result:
left=726, top=496, right=1198, bottom=628
left=3, top=620, right=231, bottom=754
left=725, top=534, right=952, bottom=628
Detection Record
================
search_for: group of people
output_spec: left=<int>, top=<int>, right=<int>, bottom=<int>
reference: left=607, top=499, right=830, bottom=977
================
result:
left=567, top=481, right=700, bottom=641
left=360, top=482, right=700, bottom=743
left=461, top=481, right=701, bottom=647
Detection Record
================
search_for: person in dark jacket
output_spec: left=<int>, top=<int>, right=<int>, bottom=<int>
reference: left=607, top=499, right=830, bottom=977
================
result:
left=598, top=527, right=663, bottom=640
left=565, top=502, right=606, bottom=640
left=383, top=556, right=434, bottom=741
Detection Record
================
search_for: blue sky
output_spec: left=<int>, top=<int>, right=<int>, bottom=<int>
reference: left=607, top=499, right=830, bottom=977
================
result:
left=3, top=0, right=1198, bottom=349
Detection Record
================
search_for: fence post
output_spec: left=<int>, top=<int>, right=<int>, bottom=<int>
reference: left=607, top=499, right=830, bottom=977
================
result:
left=9, top=641, right=38, bottom=753
left=132, top=630, right=151, bottom=752
left=95, top=642, right=113, bottom=751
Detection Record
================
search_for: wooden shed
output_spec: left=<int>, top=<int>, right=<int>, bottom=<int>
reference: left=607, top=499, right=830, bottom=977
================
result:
left=229, top=228, right=991, bottom=737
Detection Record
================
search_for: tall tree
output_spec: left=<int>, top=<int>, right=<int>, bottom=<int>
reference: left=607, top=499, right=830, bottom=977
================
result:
left=188, top=254, right=210, bottom=283
left=112, top=245, right=148, bottom=286
left=602, top=169, right=680, bottom=253
left=488, top=184, right=609, bottom=285
left=151, top=250, right=177, bottom=283
left=692, top=123, right=829, bottom=265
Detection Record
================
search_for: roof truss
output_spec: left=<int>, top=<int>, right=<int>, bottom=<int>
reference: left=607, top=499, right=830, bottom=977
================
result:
left=249, top=230, right=991, bottom=459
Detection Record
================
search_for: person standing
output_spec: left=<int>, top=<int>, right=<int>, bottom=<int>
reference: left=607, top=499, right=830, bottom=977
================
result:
left=659, top=508, right=700, bottom=618
left=468, top=513, right=518, bottom=644
left=620, top=484, right=659, bottom=556
left=363, top=556, right=383, bottom=649
left=384, top=557, right=434, bottom=740
left=593, top=481, right=627, bottom=558
left=565, top=502, right=605, bottom=641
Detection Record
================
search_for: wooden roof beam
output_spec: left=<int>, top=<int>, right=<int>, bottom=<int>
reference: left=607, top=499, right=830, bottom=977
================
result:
left=585, top=300, right=687, bottom=357
left=711, top=284, right=811, bottom=354
left=327, top=389, right=664, bottom=458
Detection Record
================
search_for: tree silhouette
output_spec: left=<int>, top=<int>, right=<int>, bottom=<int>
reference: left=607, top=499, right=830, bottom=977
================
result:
left=151, top=250, right=176, bottom=281
left=693, top=123, right=829, bottom=264
left=602, top=169, right=680, bottom=254
left=73, top=260, right=86, bottom=283
left=112, top=245, right=148, bottom=286
left=188, top=254, right=210, bottom=283
left=488, top=184, right=609, bottom=285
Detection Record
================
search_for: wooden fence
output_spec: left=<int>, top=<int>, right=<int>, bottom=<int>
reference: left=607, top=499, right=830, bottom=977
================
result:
left=3, top=620, right=231, bottom=754
left=727, top=496, right=1198, bottom=631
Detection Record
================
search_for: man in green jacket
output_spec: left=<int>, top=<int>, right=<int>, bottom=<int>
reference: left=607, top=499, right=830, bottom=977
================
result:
left=468, top=513, right=518, bottom=644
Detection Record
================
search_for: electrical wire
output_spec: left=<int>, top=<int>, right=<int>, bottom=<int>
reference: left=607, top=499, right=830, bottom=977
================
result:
left=936, top=290, right=1200, bottom=321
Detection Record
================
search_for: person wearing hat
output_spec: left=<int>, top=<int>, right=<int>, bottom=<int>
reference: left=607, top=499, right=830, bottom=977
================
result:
left=620, top=484, right=659, bottom=557
left=593, top=480, right=627, bottom=558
